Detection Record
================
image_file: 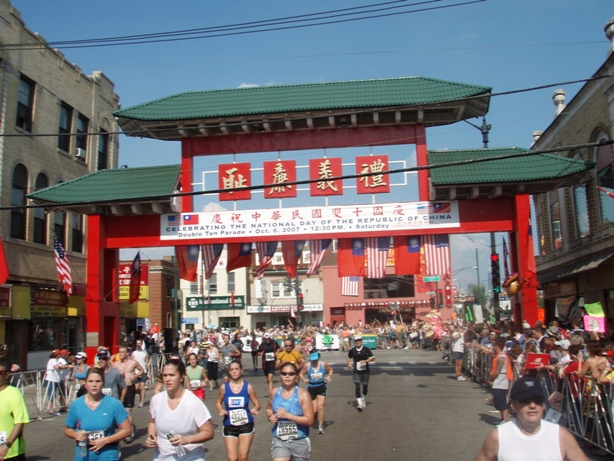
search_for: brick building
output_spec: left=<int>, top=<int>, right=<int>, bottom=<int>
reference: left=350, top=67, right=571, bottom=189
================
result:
left=0, top=0, right=120, bottom=369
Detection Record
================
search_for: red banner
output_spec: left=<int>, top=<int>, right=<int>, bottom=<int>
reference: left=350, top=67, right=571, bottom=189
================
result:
left=119, top=263, right=149, bottom=286
left=309, top=157, right=343, bottom=196
left=219, top=162, right=251, bottom=201
left=263, top=160, right=297, bottom=198
left=355, top=155, right=390, bottom=194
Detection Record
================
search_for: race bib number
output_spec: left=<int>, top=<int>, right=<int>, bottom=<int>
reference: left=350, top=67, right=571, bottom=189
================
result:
left=265, top=352, right=275, bottom=362
left=310, top=372, right=323, bottom=381
left=0, top=431, right=6, bottom=445
left=356, top=361, right=366, bottom=371
left=224, top=356, right=232, bottom=366
left=229, top=409, right=249, bottom=426
left=102, top=388, right=112, bottom=395
left=75, top=383, right=82, bottom=391
left=276, top=421, right=298, bottom=441
left=87, top=430, right=104, bottom=445
left=190, top=380, right=201, bottom=389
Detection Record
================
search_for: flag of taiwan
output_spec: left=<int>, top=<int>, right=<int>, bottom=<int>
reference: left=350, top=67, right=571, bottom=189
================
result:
left=183, top=214, right=199, bottom=225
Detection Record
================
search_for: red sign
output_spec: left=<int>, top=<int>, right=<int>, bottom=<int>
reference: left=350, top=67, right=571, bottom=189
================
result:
left=524, top=353, right=550, bottom=369
left=219, top=162, right=251, bottom=201
left=309, top=157, right=343, bottom=196
left=263, top=160, right=297, bottom=199
left=355, top=155, right=390, bottom=194
left=119, top=263, right=149, bottom=286
left=32, top=289, right=67, bottom=307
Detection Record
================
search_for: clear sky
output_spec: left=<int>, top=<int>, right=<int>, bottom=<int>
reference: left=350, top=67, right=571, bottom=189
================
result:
left=10, top=0, right=612, bottom=290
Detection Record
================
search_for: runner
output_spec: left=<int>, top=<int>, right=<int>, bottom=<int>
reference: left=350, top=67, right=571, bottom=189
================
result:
left=206, top=341, right=220, bottom=391
left=0, top=357, right=29, bottom=461
left=97, top=350, right=124, bottom=401
left=112, top=346, right=145, bottom=443
left=216, top=361, right=261, bottom=461
left=299, top=351, right=333, bottom=434
left=275, top=338, right=303, bottom=371
left=347, top=335, right=375, bottom=411
left=266, top=362, right=314, bottom=461
left=250, top=336, right=261, bottom=372
left=261, top=333, right=278, bottom=395
left=220, top=334, right=241, bottom=383
left=132, top=339, right=150, bottom=408
left=186, top=353, right=209, bottom=401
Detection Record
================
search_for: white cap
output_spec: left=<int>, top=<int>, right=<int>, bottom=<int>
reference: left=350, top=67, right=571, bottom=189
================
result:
left=555, top=339, right=571, bottom=350
left=354, top=335, right=362, bottom=341
left=263, top=333, right=272, bottom=339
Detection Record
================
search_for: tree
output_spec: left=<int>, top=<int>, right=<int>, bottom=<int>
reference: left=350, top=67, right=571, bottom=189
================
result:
left=468, top=283, right=487, bottom=309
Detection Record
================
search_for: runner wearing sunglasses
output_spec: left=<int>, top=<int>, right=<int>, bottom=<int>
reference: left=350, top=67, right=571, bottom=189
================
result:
left=266, top=362, right=314, bottom=461
left=473, top=376, right=588, bottom=461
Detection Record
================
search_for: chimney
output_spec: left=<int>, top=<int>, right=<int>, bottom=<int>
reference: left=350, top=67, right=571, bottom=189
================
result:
left=605, top=17, right=614, bottom=56
left=553, top=89, right=566, bottom=117
left=532, top=131, right=543, bottom=147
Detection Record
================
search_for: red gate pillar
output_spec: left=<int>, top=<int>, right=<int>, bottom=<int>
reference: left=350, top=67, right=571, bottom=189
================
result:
left=415, top=124, right=430, bottom=201
left=513, top=195, right=539, bottom=329
left=181, top=142, right=194, bottom=213
left=85, top=215, right=120, bottom=361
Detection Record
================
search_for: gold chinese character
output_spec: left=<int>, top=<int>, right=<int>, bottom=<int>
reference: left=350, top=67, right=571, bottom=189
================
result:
left=359, top=159, right=387, bottom=189
left=268, top=163, right=292, bottom=195
left=222, top=167, right=248, bottom=194
left=316, top=159, right=338, bottom=192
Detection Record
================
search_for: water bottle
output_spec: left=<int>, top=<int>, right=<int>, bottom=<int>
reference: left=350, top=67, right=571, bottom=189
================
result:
left=168, top=431, right=185, bottom=457
left=77, top=421, right=87, bottom=459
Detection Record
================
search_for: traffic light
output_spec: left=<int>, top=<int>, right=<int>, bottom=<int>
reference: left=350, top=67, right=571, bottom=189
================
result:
left=298, top=292, right=304, bottom=311
left=491, top=253, right=501, bottom=293
left=437, top=288, right=443, bottom=308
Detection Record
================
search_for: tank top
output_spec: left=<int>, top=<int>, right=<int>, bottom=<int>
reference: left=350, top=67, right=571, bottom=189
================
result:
left=186, top=365, right=204, bottom=389
left=221, top=344, right=236, bottom=367
left=74, top=365, right=88, bottom=380
left=307, top=362, right=326, bottom=388
left=223, top=381, right=254, bottom=427
left=261, top=341, right=276, bottom=363
left=272, top=386, right=309, bottom=440
left=492, top=352, right=511, bottom=390
left=498, top=420, right=562, bottom=461
left=207, top=348, right=218, bottom=363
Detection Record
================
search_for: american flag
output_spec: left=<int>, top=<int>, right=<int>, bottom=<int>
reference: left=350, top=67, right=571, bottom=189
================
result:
left=365, top=236, right=390, bottom=278
left=203, top=244, right=224, bottom=279
left=307, top=239, right=332, bottom=277
left=341, top=276, right=359, bottom=296
left=423, top=234, right=450, bottom=276
left=256, top=241, right=277, bottom=278
left=53, top=232, right=72, bottom=295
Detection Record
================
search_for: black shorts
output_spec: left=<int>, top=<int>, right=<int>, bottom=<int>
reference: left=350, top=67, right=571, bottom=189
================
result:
left=264, top=362, right=275, bottom=376
left=136, top=374, right=148, bottom=384
left=123, top=384, right=136, bottom=408
left=493, top=388, right=510, bottom=411
left=308, top=384, right=327, bottom=399
left=223, top=422, right=255, bottom=438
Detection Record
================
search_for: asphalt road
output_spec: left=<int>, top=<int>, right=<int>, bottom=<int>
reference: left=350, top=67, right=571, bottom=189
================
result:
left=20, top=348, right=605, bottom=461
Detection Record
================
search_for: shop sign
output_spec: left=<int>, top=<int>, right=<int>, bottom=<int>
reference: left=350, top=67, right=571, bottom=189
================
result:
left=32, top=289, right=67, bottom=317
left=120, top=303, right=138, bottom=318
left=247, top=304, right=323, bottom=314
left=118, top=264, right=149, bottom=300
left=186, top=295, right=245, bottom=311
left=181, top=317, right=199, bottom=324
left=119, top=285, right=149, bottom=301
left=543, top=280, right=577, bottom=299
left=0, top=287, right=10, bottom=317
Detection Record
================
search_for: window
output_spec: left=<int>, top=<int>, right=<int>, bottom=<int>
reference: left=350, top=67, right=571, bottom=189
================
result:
left=76, top=113, right=89, bottom=153
left=190, top=282, right=198, bottom=294
left=227, top=272, right=235, bottom=293
left=97, top=129, right=109, bottom=170
left=218, top=317, right=240, bottom=330
left=33, top=173, right=49, bottom=244
left=271, top=282, right=281, bottom=298
left=364, top=275, right=415, bottom=299
left=10, top=164, right=28, bottom=239
left=549, top=190, right=562, bottom=249
left=71, top=214, right=83, bottom=253
left=207, top=274, right=218, bottom=294
left=596, top=142, right=614, bottom=224
left=16, top=75, right=34, bottom=132
left=58, top=102, right=73, bottom=152
left=54, top=211, right=66, bottom=248
left=29, top=319, right=55, bottom=351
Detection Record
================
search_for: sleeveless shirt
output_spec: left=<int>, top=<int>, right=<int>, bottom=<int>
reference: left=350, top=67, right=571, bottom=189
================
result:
left=498, top=420, right=562, bottom=461
left=223, top=381, right=254, bottom=427
left=306, top=362, right=326, bottom=387
left=271, top=386, right=309, bottom=440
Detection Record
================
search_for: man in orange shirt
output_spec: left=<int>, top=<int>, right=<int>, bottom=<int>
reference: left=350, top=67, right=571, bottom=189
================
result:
left=275, top=339, right=304, bottom=370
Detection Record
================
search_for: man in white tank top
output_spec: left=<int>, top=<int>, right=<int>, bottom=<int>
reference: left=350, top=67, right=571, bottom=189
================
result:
left=473, top=376, right=588, bottom=461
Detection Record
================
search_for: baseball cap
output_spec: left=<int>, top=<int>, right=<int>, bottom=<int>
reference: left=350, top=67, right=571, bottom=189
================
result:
left=354, top=335, right=363, bottom=341
left=309, top=352, right=320, bottom=361
left=263, top=333, right=271, bottom=339
left=60, top=349, right=70, bottom=356
left=554, top=339, right=570, bottom=350
left=509, top=377, right=544, bottom=402
left=75, top=352, right=87, bottom=359
left=52, top=349, right=61, bottom=356
left=96, top=350, right=111, bottom=360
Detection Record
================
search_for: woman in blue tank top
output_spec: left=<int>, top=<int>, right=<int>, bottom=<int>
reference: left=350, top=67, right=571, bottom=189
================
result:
left=71, top=352, right=89, bottom=398
left=215, top=361, right=261, bottom=461
left=266, top=362, right=315, bottom=461
left=299, top=352, right=333, bottom=434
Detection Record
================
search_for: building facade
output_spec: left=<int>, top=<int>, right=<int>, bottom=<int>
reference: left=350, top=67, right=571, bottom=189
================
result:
left=534, top=18, right=614, bottom=326
left=0, top=0, right=120, bottom=369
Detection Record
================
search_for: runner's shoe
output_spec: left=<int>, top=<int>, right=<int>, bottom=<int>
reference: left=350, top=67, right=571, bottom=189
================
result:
left=457, top=376, right=466, bottom=381
left=318, top=426, right=324, bottom=434
left=361, top=399, right=366, bottom=409
left=138, top=402, right=144, bottom=408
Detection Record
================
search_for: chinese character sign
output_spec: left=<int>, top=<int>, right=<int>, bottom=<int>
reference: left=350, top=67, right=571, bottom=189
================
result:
left=263, top=160, right=297, bottom=198
left=355, top=155, right=390, bottom=194
left=309, top=157, right=343, bottom=196
left=218, top=162, right=251, bottom=201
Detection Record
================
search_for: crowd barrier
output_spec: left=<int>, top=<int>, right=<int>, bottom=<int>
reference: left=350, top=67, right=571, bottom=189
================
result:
left=460, top=346, right=614, bottom=455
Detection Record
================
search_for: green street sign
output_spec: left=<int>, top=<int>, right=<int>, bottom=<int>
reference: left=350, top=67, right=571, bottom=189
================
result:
left=423, top=276, right=440, bottom=282
left=186, top=295, right=245, bottom=311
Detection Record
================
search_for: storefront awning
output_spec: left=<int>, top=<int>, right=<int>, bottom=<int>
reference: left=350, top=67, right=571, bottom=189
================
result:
left=538, top=252, right=614, bottom=284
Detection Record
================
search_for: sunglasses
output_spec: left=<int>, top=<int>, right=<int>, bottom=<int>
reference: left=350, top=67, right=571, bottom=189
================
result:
left=516, top=396, right=546, bottom=406
left=280, top=372, right=297, bottom=377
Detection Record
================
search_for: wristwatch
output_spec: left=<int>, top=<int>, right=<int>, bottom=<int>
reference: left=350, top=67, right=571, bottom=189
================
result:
left=3, top=440, right=12, bottom=448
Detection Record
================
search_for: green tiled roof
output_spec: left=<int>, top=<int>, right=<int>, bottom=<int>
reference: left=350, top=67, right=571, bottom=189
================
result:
left=113, top=76, right=491, bottom=121
left=28, top=165, right=180, bottom=204
left=428, top=147, right=595, bottom=184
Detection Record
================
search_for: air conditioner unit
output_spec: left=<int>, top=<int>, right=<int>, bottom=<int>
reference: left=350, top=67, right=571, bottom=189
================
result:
left=75, top=148, right=86, bottom=160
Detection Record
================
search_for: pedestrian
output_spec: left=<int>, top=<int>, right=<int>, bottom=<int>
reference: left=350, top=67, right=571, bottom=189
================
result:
left=145, top=358, right=214, bottom=460
left=44, top=349, right=68, bottom=416
left=64, top=368, right=131, bottom=461
left=215, top=361, right=261, bottom=461
left=186, top=353, right=209, bottom=401
left=0, top=357, right=29, bottom=461
left=489, top=336, right=514, bottom=425
left=206, top=341, right=220, bottom=391
left=452, top=332, right=466, bottom=381
left=261, top=333, right=278, bottom=395
left=299, top=351, right=333, bottom=434
left=132, top=338, right=151, bottom=408
left=347, top=335, right=375, bottom=411
left=473, top=376, right=588, bottom=461
left=266, top=362, right=314, bottom=461
left=70, top=351, right=89, bottom=398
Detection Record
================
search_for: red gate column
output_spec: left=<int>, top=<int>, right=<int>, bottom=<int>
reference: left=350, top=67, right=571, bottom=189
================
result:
left=415, top=124, right=429, bottom=201
left=181, top=142, right=194, bottom=213
left=514, top=195, right=538, bottom=328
